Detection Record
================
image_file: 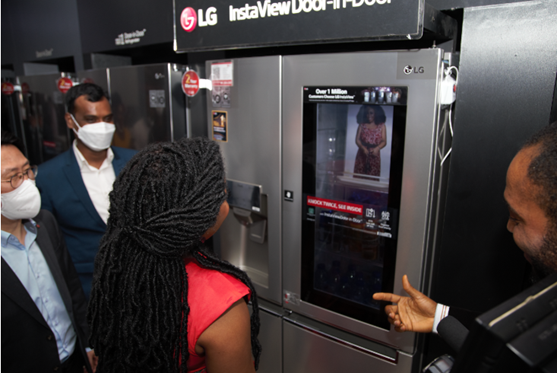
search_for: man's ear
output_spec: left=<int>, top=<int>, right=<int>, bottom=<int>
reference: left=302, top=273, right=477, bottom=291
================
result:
left=65, top=112, right=76, bottom=131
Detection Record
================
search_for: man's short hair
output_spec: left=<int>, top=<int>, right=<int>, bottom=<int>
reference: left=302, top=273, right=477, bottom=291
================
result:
left=65, top=83, right=109, bottom=115
left=522, top=122, right=557, bottom=230
left=1, top=130, right=25, bottom=154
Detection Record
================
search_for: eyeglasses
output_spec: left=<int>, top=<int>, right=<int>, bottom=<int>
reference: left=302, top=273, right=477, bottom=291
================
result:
left=1, top=166, right=38, bottom=189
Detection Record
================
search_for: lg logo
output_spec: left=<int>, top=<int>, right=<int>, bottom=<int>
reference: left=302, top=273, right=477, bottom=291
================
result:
left=403, top=65, right=425, bottom=75
left=181, top=6, right=218, bottom=33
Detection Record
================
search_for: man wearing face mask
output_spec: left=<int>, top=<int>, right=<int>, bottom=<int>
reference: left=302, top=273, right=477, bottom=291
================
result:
left=36, top=83, right=136, bottom=299
left=1, top=131, right=96, bottom=373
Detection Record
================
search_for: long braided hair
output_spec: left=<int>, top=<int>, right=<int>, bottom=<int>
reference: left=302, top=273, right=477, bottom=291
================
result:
left=88, top=137, right=261, bottom=372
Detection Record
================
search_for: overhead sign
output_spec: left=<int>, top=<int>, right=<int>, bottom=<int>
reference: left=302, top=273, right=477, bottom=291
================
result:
left=77, top=1, right=173, bottom=53
left=174, top=0, right=424, bottom=52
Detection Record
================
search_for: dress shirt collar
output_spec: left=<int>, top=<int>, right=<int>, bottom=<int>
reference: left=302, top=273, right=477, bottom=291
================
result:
left=1, top=219, right=37, bottom=248
left=72, top=139, right=114, bottom=171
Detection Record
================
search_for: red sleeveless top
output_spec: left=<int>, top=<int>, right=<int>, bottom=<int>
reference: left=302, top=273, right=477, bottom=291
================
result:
left=183, top=258, right=251, bottom=373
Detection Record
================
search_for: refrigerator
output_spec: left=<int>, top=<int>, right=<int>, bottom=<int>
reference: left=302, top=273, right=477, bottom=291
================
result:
left=204, top=49, right=453, bottom=373
left=78, top=63, right=189, bottom=150
left=5, top=63, right=188, bottom=169
left=16, top=73, right=75, bottom=166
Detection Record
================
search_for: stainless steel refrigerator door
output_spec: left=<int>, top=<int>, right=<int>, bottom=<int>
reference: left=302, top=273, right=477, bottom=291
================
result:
left=207, top=56, right=282, bottom=305
left=283, top=314, right=413, bottom=373
left=282, top=50, right=445, bottom=353
left=18, top=73, right=74, bottom=166
left=250, top=299, right=283, bottom=373
left=107, top=63, right=187, bottom=150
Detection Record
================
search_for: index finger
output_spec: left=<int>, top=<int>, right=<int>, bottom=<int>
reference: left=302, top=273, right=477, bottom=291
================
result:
left=373, top=292, right=403, bottom=303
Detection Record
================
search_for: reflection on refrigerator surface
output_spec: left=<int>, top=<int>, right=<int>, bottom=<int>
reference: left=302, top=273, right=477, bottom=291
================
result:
left=313, top=224, right=384, bottom=309
left=18, top=74, right=74, bottom=166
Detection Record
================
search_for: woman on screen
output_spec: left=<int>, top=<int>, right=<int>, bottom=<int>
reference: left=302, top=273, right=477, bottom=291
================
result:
left=354, top=105, right=387, bottom=178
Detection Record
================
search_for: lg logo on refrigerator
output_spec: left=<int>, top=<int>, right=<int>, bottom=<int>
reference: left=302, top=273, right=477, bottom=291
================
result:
left=403, top=65, right=425, bottom=75
left=181, top=6, right=218, bottom=32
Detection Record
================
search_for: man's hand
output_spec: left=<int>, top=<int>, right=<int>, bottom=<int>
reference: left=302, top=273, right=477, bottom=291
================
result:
left=85, top=350, right=98, bottom=373
left=372, top=275, right=437, bottom=333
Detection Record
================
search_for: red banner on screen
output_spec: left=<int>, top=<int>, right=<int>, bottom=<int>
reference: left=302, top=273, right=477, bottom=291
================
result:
left=307, top=196, right=363, bottom=215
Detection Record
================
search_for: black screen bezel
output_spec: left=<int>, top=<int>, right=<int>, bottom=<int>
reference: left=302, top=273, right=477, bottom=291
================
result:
left=300, top=86, right=408, bottom=329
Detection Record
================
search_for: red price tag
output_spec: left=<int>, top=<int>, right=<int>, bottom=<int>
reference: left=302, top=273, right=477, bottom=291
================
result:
left=57, top=77, right=73, bottom=93
left=182, top=70, right=200, bottom=97
left=1, top=82, right=15, bottom=95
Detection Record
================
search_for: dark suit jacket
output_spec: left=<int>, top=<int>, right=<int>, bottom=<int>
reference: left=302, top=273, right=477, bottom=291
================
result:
left=36, top=146, right=136, bottom=297
left=1, top=210, right=92, bottom=373
left=437, top=315, right=470, bottom=353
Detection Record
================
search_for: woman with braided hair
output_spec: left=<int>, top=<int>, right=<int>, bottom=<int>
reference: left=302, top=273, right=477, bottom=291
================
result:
left=88, top=137, right=261, bottom=373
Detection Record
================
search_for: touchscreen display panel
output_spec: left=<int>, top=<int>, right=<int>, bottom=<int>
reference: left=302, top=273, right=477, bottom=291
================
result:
left=301, top=86, right=407, bottom=328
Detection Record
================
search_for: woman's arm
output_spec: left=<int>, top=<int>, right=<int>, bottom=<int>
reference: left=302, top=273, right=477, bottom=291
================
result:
left=196, top=299, right=256, bottom=373
left=355, top=125, right=368, bottom=155
left=373, top=124, right=388, bottom=156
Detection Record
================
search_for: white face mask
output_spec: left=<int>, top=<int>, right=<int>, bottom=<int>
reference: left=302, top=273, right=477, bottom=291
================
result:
left=1, top=179, right=42, bottom=220
left=71, top=114, right=116, bottom=152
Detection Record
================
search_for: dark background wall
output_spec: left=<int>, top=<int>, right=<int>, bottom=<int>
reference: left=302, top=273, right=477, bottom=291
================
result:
left=2, top=0, right=84, bottom=74
left=1, top=3, right=15, bottom=67
left=423, top=0, right=557, bottom=362
left=76, top=0, right=174, bottom=54
left=435, top=0, right=557, bottom=315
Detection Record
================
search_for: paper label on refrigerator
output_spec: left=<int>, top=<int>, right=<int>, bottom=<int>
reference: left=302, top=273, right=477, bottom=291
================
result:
left=211, top=61, right=233, bottom=86
left=212, top=110, right=228, bottom=142
left=284, top=291, right=300, bottom=306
